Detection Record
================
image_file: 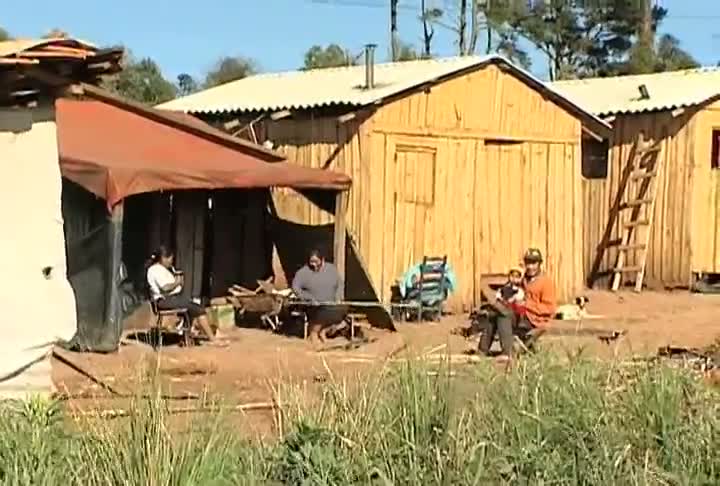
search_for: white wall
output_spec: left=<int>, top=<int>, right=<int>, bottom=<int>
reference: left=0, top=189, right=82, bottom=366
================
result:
left=0, top=105, right=77, bottom=399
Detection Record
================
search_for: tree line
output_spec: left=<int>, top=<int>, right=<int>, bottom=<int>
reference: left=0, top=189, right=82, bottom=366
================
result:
left=0, top=1, right=706, bottom=106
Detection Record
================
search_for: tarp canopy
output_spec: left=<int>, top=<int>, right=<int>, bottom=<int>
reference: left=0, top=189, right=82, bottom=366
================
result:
left=55, top=90, right=351, bottom=209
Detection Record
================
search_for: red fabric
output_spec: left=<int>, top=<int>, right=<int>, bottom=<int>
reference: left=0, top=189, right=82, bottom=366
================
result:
left=55, top=99, right=351, bottom=209
left=508, top=302, right=527, bottom=317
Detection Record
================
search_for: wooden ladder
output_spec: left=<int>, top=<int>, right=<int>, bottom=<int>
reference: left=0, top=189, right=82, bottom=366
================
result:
left=589, top=133, right=664, bottom=292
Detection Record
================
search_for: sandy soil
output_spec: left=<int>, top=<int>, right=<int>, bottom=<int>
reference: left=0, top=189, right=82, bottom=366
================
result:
left=52, top=289, right=720, bottom=437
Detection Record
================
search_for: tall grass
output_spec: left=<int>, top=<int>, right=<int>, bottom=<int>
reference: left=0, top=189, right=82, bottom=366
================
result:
left=0, top=356, right=717, bottom=485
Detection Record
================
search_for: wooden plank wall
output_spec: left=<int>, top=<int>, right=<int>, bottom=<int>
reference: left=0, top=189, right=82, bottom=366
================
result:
left=690, top=102, right=720, bottom=274
left=364, top=134, right=582, bottom=311
left=582, top=110, right=696, bottom=288
left=264, top=63, right=586, bottom=310
left=264, top=116, right=373, bottom=254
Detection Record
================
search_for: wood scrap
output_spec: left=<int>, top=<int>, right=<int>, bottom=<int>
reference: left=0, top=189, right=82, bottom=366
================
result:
left=423, top=344, right=447, bottom=356
left=17, top=51, right=88, bottom=59
left=70, top=401, right=280, bottom=420
left=40, top=45, right=93, bottom=55
left=0, top=58, right=39, bottom=65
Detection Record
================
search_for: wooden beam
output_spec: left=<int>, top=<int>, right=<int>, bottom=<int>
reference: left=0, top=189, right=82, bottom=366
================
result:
left=582, top=126, right=604, bottom=142
left=333, top=191, right=349, bottom=299
left=337, top=112, right=357, bottom=123
left=374, top=126, right=581, bottom=145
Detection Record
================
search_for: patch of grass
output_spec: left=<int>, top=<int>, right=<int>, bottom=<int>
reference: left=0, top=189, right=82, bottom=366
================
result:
left=0, top=356, right=717, bottom=485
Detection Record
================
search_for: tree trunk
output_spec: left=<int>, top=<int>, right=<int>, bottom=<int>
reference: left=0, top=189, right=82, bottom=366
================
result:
left=468, top=0, right=479, bottom=54
left=486, top=22, right=492, bottom=54
left=458, top=0, right=468, bottom=55
left=390, top=0, right=399, bottom=61
left=421, top=0, right=433, bottom=58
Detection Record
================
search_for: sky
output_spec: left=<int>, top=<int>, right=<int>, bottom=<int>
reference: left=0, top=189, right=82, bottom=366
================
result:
left=4, top=0, right=720, bottom=83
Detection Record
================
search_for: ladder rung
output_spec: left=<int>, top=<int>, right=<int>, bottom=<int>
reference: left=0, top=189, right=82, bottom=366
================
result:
left=639, top=144, right=662, bottom=155
left=631, top=170, right=658, bottom=180
left=614, top=266, right=643, bottom=273
left=624, top=220, right=649, bottom=228
left=602, top=238, right=623, bottom=248
left=622, top=198, right=654, bottom=208
left=618, top=243, right=647, bottom=251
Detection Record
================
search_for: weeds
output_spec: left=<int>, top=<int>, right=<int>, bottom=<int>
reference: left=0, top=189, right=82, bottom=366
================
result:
left=0, top=356, right=717, bottom=485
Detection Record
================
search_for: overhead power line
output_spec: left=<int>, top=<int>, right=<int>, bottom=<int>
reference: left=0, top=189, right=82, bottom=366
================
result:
left=303, top=0, right=720, bottom=20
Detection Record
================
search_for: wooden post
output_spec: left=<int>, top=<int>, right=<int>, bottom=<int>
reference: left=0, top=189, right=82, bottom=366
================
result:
left=105, top=201, right=124, bottom=347
left=333, top=190, right=348, bottom=300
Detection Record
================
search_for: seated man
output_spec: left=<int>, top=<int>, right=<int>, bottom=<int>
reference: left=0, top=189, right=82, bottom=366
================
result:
left=478, top=248, right=556, bottom=360
left=292, top=248, right=347, bottom=344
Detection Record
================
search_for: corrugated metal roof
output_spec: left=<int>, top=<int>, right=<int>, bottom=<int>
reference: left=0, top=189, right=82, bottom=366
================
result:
left=157, top=55, right=609, bottom=134
left=549, top=67, right=720, bottom=116
left=159, top=55, right=494, bottom=113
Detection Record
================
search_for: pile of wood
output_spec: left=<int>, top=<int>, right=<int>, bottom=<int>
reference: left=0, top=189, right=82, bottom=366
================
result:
left=220, top=278, right=291, bottom=331
left=0, top=38, right=123, bottom=105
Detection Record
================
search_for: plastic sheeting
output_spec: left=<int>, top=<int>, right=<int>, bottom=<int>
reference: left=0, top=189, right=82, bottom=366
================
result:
left=0, top=106, right=77, bottom=399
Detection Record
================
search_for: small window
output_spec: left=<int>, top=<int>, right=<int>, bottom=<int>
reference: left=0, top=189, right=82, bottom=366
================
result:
left=711, top=129, right=720, bottom=170
left=582, top=138, right=609, bottom=179
left=395, top=146, right=436, bottom=205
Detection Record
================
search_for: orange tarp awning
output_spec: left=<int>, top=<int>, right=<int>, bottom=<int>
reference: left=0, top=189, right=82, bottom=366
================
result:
left=55, top=97, right=350, bottom=208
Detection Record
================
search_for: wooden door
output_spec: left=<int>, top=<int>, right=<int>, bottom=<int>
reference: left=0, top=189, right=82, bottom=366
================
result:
left=391, top=143, right=438, bottom=282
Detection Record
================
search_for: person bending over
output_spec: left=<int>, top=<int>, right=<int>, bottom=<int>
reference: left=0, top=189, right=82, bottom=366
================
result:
left=146, top=245, right=226, bottom=346
left=292, top=248, right=347, bottom=344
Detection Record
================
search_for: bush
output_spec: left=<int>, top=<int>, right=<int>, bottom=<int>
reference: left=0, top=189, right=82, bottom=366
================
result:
left=0, top=357, right=716, bottom=485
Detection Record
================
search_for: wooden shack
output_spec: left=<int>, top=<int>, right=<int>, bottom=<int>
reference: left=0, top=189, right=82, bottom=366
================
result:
left=159, top=54, right=611, bottom=310
left=552, top=68, right=720, bottom=289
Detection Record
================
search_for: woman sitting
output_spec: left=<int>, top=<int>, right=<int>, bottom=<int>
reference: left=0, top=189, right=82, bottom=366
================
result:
left=146, top=246, right=226, bottom=346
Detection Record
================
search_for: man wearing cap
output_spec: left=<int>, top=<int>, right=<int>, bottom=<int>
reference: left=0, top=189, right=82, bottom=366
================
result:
left=478, top=248, right=557, bottom=358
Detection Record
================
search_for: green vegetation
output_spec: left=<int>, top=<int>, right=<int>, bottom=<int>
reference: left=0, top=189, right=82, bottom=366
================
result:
left=0, top=357, right=717, bottom=485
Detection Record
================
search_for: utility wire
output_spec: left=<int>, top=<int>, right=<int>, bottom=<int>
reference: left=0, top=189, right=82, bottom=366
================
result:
left=303, top=0, right=720, bottom=20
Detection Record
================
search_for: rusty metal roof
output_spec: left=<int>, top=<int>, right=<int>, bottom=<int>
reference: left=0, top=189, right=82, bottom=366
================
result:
left=157, top=55, right=607, bottom=131
left=549, top=67, right=720, bottom=116
left=58, top=88, right=351, bottom=208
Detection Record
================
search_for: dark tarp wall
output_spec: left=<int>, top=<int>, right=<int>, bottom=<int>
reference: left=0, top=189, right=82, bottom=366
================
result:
left=63, top=184, right=168, bottom=352
left=122, top=193, right=167, bottom=292
left=63, top=182, right=321, bottom=351
left=269, top=216, right=395, bottom=331
left=173, top=191, right=208, bottom=300
left=209, top=189, right=273, bottom=297
left=61, top=179, right=115, bottom=351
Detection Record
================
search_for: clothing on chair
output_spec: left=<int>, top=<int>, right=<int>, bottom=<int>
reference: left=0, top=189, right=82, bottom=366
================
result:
left=398, top=262, right=457, bottom=302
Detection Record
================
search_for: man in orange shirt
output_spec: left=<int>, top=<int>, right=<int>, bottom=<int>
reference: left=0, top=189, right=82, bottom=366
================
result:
left=478, top=248, right=557, bottom=359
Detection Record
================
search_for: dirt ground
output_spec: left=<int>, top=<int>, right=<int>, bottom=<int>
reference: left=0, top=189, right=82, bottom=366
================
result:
left=52, top=290, right=720, bottom=437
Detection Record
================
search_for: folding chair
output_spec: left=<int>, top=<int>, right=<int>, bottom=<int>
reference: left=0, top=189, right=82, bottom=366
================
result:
left=402, top=256, right=449, bottom=322
left=149, top=298, right=193, bottom=348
